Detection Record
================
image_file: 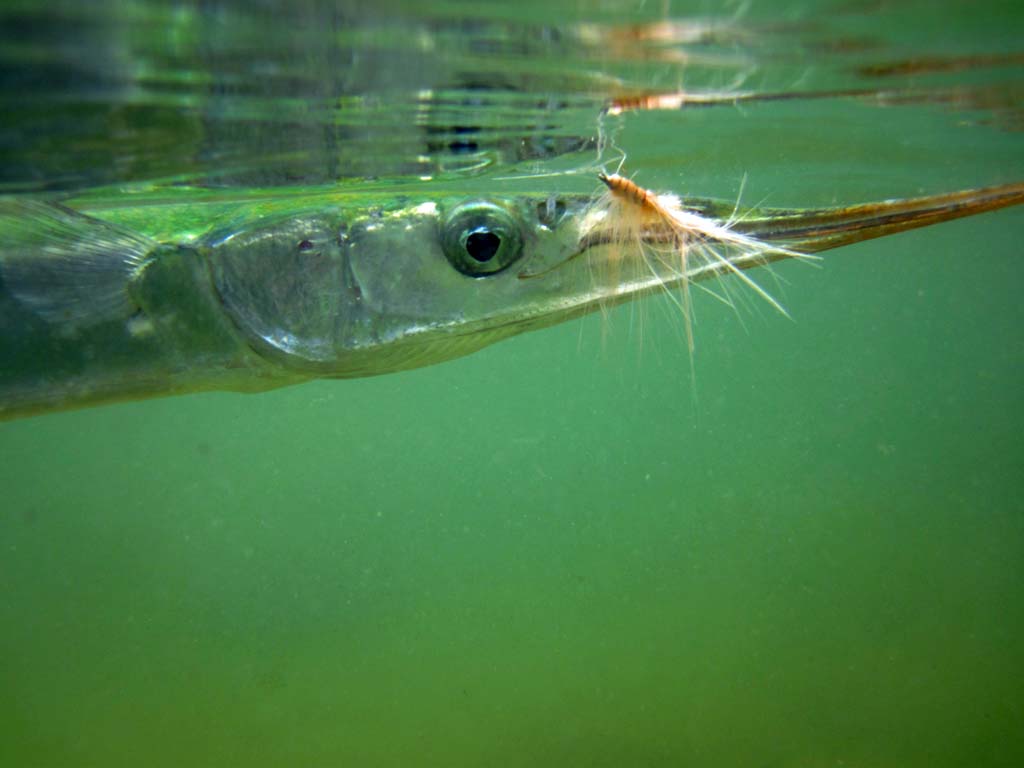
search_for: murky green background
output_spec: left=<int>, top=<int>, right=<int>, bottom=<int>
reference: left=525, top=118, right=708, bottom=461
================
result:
left=2, top=1, right=1022, bottom=766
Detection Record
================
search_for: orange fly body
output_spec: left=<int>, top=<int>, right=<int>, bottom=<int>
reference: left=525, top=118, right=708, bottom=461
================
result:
left=598, top=172, right=659, bottom=213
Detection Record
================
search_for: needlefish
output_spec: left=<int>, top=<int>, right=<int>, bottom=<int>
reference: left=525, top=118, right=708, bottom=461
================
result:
left=1, top=178, right=1021, bottom=421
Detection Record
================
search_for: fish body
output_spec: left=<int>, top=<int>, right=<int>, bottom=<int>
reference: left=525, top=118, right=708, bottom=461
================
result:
left=0, top=189, right=584, bottom=419
left=1, top=181, right=1021, bottom=420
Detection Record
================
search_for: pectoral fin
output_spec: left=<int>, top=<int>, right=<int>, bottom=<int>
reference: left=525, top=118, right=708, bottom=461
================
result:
left=0, top=200, right=156, bottom=328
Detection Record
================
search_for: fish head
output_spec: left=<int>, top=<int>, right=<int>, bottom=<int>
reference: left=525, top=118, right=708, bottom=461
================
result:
left=208, top=194, right=646, bottom=377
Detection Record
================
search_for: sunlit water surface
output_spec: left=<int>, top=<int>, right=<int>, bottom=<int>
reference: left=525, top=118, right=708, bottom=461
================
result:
left=1, top=1, right=1022, bottom=766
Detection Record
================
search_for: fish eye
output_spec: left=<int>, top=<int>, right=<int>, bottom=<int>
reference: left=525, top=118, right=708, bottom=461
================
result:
left=441, top=201, right=523, bottom=277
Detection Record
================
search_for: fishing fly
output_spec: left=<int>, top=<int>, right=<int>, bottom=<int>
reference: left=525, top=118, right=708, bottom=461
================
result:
left=529, top=170, right=812, bottom=356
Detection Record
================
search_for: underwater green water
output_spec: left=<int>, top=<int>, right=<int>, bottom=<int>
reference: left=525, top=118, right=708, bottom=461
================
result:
left=2, top=1, right=1023, bottom=766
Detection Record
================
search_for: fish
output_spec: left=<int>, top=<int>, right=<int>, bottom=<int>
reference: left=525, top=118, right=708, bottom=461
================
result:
left=1, top=179, right=1021, bottom=421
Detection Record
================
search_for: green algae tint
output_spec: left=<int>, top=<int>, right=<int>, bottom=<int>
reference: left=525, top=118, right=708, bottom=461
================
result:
left=1, top=1, right=1022, bottom=766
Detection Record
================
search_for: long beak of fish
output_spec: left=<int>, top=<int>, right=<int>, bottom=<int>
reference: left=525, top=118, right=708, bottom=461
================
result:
left=642, top=182, right=1024, bottom=285
left=728, top=182, right=1024, bottom=254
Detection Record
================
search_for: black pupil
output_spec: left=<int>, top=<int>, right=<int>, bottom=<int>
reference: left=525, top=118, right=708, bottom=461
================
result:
left=298, top=239, right=314, bottom=251
left=465, top=229, right=501, bottom=262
